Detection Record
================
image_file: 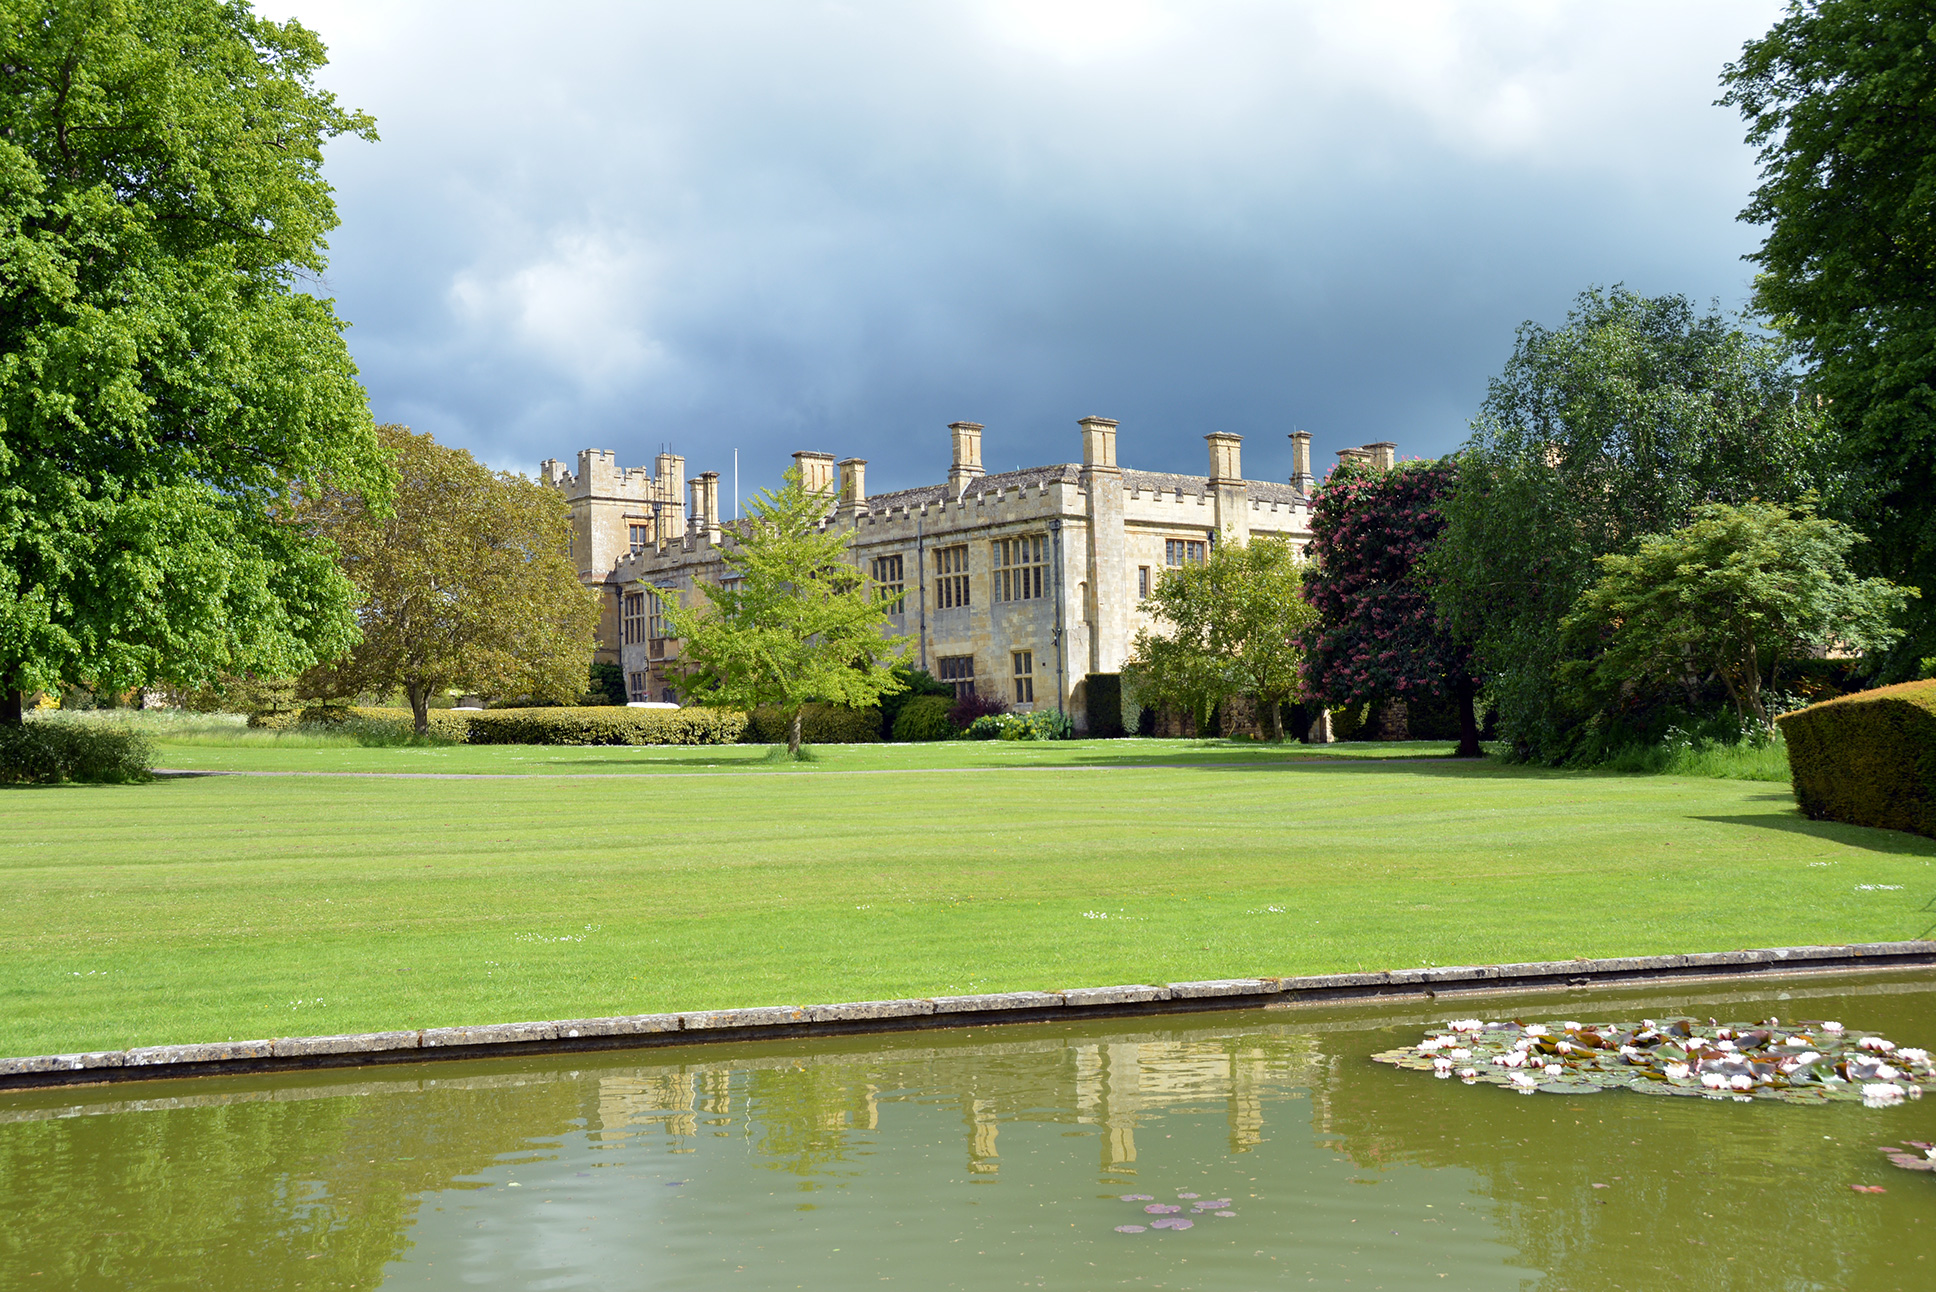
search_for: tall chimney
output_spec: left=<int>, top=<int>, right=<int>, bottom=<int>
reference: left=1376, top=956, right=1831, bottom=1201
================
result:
left=837, top=457, right=867, bottom=515
left=1078, top=416, right=1119, bottom=470
left=948, top=422, right=984, bottom=494
left=690, top=471, right=720, bottom=540
left=1288, top=431, right=1314, bottom=491
left=1205, top=432, right=1242, bottom=482
left=655, top=452, right=685, bottom=541
left=1337, top=446, right=1373, bottom=467
left=1368, top=441, right=1397, bottom=471
left=791, top=450, right=836, bottom=497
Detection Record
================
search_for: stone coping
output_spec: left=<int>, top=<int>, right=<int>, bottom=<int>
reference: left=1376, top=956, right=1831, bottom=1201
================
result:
left=4, top=941, right=1930, bottom=1092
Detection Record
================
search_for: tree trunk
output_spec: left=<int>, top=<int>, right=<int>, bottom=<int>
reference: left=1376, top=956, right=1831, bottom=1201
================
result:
left=1453, top=674, right=1483, bottom=758
left=407, top=682, right=430, bottom=738
left=787, top=709, right=803, bottom=759
left=1257, top=694, right=1283, bottom=742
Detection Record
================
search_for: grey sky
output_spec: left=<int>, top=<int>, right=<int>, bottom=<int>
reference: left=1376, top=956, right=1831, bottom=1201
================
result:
left=267, top=0, right=1783, bottom=504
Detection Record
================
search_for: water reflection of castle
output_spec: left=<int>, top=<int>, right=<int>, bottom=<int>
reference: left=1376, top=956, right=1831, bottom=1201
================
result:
left=593, top=1031, right=1331, bottom=1178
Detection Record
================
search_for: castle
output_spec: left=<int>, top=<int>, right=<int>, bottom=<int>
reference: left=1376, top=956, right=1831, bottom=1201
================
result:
left=543, top=420, right=1397, bottom=733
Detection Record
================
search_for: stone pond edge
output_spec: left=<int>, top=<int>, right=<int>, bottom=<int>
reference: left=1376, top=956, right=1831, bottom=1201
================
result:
left=5, top=941, right=1932, bottom=1091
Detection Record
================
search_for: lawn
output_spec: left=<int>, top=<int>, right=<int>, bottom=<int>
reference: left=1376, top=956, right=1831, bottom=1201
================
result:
left=2, top=738, right=1931, bottom=1059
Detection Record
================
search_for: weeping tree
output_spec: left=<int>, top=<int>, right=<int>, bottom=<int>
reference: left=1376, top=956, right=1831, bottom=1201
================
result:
left=660, top=467, right=907, bottom=757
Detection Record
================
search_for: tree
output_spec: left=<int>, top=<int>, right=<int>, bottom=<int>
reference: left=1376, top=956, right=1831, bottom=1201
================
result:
left=659, top=468, right=908, bottom=757
left=1425, top=287, right=1830, bottom=762
left=1301, top=458, right=1483, bottom=757
left=0, top=0, right=390, bottom=723
left=1722, top=3, right=1936, bottom=674
left=299, top=426, right=600, bottom=735
left=1559, top=501, right=1910, bottom=730
left=1124, top=536, right=1314, bottom=740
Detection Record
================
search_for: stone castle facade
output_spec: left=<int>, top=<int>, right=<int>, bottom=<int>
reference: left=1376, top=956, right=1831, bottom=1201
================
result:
left=543, top=420, right=1397, bottom=733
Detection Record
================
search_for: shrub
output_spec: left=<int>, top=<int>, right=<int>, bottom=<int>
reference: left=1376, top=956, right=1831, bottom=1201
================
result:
left=965, top=709, right=1072, bottom=741
left=0, top=721, right=154, bottom=784
left=892, top=695, right=958, bottom=742
left=339, top=706, right=475, bottom=741
left=463, top=706, right=749, bottom=746
left=879, top=666, right=953, bottom=738
left=950, top=690, right=1008, bottom=729
left=1776, top=679, right=1936, bottom=838
left=1083, top=672, right=1125, bottom=738
left=744, top=703, right=882, bottom=745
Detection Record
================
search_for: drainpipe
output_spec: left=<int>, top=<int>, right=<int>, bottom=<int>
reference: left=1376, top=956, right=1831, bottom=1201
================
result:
left=1049, top=518, right=1066, bottom=720
left=916, top=516, right=928, bottom=673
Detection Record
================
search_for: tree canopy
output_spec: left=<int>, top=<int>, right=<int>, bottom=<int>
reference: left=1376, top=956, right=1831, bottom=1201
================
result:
left=1124, top=535, right=1314, bottom=740
left=1425, top=287, right=1830, bottom=762
left=1723, top=1, right=1936, bottom=672
left=1301, top=458, right=1482, bottom=756
left=299, top=425, right=600, bottom=734
left=1559, top=500, right=1910, bottom=730
left=660, top=468, right=907, bottom=756
left=0, top=0, right=390, bottom=721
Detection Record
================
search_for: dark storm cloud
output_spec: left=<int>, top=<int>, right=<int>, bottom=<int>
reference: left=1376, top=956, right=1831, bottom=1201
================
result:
left=272, top=0, right=1780, bottom=505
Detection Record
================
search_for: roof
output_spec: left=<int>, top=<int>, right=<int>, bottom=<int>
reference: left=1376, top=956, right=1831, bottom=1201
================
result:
left=862, top=463, right=1305, bottom=511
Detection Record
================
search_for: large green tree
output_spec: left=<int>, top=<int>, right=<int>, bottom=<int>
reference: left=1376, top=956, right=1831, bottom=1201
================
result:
left=659, top=468, right=908, bottom=757
left=1723, top=2, right=1936, bottom=672
left=1426, top=287, right=1830, bottom=762
left=0, top=0, right=388, bottom=723
left=298, top=426, right=601, bottom=735
left=1559, top=501, right=1910, bottom=731
left=1124, top=536, right=1314, bottom=740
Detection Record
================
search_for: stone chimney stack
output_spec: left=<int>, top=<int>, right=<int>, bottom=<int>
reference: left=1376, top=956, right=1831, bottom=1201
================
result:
left=1206, top=432, right=1242, bottom=482
left=689, top=471, right=721, bottom=541
left=1337, top=446, right=1373, bottom=468
left=655, top=452, right=686, bottom=541
left=1288, top=431, right=1314, bottom=491
left=792, top=450, right=836, bottom=497
left=947, top=422, right=984, bottom=494
left=837, top=457, right=867, bottom=515
left=1078, top=416, right=1119, bottom=470
left=1368, top=441, right=1397, bottom=471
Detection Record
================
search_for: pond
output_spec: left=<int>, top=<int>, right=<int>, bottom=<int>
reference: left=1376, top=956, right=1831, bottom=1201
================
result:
left=5, top=973, right=1934, bottom=1291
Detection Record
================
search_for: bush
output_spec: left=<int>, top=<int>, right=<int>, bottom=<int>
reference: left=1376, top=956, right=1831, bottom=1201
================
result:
left=965, top=709, right=1073, bottom=741
left=1083, top=673, right=1125, bottom=738
left=744, top=703, right=882, bottom=744
left=588, top=662, right=628, bottom=707
left=1776, top=679, right=1936, bottom=838
left=1329, top=703, right=1370, bottom=741
left=1, top=721, right=154, bottom=784
left=950, top=690, right=1008, bottom=729
left=879, top=666, right=954, bottom=738
left=463, top=706, right=748, bottom=746
left=892, top=695, right=958, bottom=742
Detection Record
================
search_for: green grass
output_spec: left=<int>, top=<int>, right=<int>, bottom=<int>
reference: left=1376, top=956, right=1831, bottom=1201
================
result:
left=3, top=737, right=1931, bottom=1060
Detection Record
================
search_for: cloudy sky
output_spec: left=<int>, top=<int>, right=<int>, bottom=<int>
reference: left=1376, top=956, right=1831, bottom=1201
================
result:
left=263, top=0, right=1784, bottom=505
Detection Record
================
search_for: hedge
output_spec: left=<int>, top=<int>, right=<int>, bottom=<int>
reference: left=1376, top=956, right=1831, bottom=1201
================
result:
left=1775, top=679, right=1936, bottom=839
left=892, top=695, right=957, bottom=742
left=1, top=721, right=154, bottom=784
left=333, top=706, right=747, bottom=746
left=744, top=703, right=883, bottom=744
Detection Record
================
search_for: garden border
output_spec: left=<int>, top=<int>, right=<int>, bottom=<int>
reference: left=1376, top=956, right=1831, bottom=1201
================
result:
left=5, top=941, right=1930, bottom=1092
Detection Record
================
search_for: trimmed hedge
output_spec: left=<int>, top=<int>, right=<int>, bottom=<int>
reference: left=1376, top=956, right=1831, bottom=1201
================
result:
left=744, top=703, right=883, bottom=744
left=1775, top=679, right=1936, bottom=839
left=336, top=706, right=747, bottom=745
left=1, top=721, right=154, bottom=784
left=1083, top=673, right=1125, bottom=738
left=892, top=695, right=958, bottom=742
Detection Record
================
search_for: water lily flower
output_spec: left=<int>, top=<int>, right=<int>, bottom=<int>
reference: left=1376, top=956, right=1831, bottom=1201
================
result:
left=1447, top=1048, right=1471, bottom=1060
left=1794, top=1051, right=1821, bottom=1066
left=1664, top=1062, right=1690, bottom=1079
left=1562, top=1021, right=1581, bottom=1031
left=1433, top=1057, right=1454, bottom=1077
left=1859, top=1037, right=1897, bottom=1052
left=1510, top=1072, right=1538, bottom=1092
left=1896, top=1048, right=1929, bottom=1063
left=1862, top=1083, right=1907, bottom=1108
left=1523, top=1024, right=1550, bottom=1037
left=1700, top=1072, right=1729, bottom=1090
left=1458, top=1068, right=1478, bottom=1082
left=1447, top=1019, right=1484, bottom=1032
left=1714, top=1039, right=1738, bottom=1052
left=1823, top=1021, right=1844, bottom=1033
left=1729, top=1074, right=1755, bottom=1091
left=1543, top=1063, right=1563, bottom=1076
left=1514, top=1037, right=1536, bottom=1052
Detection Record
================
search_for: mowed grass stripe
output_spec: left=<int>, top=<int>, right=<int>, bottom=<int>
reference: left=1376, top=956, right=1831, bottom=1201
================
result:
left=2, top=758, right=1930, bottom=1057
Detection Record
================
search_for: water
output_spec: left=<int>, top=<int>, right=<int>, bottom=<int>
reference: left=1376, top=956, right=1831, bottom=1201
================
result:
left=5, top=974, right=1935, bottom=1291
